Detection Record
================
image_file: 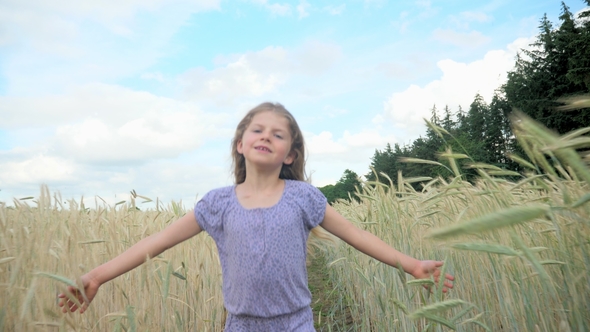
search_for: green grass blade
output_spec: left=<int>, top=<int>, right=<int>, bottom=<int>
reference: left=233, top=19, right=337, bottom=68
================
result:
left=571, top=192, right=590, bottom=208
left=407, top=279, right=435, bottom=287
left=507, top=153, right=537, bottom=170
left=436, top=260, right=447, bottom=301
left=391, top=297, right=409, bottom=315
left=451, top=243, right=519, bottom=256
left=487, top=170, right=523, bottom=177
left=0, top=308, right=5, bottom=332
left=421, top=313, right=457, bottom=330
left=428, top=205, right=548, bottom=240
left=403, top=176, right=433, bottom=184
left=470, top=320, right=492, bottom=332
left=410, top=299, right=468, bottom=317
left=399, top=157, right=445, bottom=167
left=0, top=257, right=15, bottom=265
left=126, top=305, right=137, bottom=332
left=20, top=277, right=37, bottom=320
left=545, top=137, right=590, bottom=150
left=510, top=232, right=554, bottom=295
left=35, top=272, right=77, bottom=288
left=451, top=303, right=475, bottom=322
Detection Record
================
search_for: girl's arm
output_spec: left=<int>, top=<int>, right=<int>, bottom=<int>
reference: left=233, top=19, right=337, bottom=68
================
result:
left=58, top=212, right=202, bottom=313
left=319, top=204, right=453, bottom=289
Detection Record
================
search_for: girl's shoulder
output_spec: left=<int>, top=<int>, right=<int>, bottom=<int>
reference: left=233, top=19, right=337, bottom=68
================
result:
left=283, top=180, right=327, bottom=228
left=283, top=180, right=326, bottom=204
left=284, top=179, right=321, bottom=192
left=200, top=185, right=234, bottom=203
left=194, top=185, right=236, bottom=229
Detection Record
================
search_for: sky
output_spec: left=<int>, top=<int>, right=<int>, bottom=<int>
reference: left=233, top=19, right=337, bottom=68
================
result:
left=1, top=0, right=588, bottom=208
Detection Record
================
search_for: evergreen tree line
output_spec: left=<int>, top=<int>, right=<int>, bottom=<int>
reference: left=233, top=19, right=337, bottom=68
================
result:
left=319, top=1, right=590, bottom=204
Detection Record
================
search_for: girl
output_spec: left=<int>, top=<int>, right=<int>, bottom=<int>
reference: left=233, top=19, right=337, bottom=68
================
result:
left=59, top=102, right=454, bottom=331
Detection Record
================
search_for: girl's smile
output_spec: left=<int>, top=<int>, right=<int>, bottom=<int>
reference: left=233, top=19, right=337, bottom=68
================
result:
left=254, top=145, right=272, bottom=153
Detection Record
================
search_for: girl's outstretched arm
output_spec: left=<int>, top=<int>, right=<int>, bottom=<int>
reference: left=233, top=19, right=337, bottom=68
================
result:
left=58, top=212, right=202, bottom=313
left=320, top=204, right=454, bottom=291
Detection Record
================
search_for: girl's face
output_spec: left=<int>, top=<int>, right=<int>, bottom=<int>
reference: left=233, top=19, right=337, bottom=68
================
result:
left=237, top=111, right=294, bottom=170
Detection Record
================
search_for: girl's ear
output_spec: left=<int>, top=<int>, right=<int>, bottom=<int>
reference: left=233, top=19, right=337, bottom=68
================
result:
left=237, top=140, right=244, bottom=154
left=283, top=151, right=295, bottom=165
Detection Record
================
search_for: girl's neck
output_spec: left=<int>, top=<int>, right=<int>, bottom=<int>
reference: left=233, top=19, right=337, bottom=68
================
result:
left=239, top=173, right=284, bottom=193
left=235, top=175, right=286, bottom=210
left=239, top=161, right=284, bottom=192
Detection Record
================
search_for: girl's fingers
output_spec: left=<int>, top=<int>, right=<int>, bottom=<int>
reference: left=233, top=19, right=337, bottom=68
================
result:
left=58, top=287, right=87, bottom=313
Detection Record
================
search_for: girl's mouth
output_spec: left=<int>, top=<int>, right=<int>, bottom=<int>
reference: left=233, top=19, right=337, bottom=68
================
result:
left=255, top=146, right=271, bottom=152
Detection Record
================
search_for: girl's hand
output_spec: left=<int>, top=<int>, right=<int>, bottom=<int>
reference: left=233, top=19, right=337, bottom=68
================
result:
left=412, top=260, right=454, bottom=293
left=57, top=275, right=99, bottom=313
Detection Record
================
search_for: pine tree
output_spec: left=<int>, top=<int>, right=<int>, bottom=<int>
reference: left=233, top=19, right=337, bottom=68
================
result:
left=487, top=94, right=512, bottom=166
left=566, top=2, right=590, bottom=90
left=442, top=105, right=455, bottom=131
left=466, top=93, right=487, bottom=144
left=503, top=4, right=590, bottom=134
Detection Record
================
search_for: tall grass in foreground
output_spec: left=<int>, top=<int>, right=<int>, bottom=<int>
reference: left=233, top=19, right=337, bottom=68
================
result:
left=0, top=193, right=225, bottom=331
left=321, top=112, right=590, bottom=331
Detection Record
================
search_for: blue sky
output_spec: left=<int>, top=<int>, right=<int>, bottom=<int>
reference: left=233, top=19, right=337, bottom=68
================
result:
left=0, top=0, right=588, bottom=207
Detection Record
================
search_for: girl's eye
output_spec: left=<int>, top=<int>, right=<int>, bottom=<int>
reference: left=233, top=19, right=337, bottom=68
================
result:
left=275, top=134, right=283, bottom=139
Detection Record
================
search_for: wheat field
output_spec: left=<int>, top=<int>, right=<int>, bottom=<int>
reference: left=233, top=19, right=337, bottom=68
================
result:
left=0, top=192, right=226, bottom=331
left=1, top=113, right=589, bottom=331
left=318, top=113, right=590, bottom=331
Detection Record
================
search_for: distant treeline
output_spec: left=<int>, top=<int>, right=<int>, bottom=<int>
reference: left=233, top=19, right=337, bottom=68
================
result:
left=319, top=1, right=590, bottom=204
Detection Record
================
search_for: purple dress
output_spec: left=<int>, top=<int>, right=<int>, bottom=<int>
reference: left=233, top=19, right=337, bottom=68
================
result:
left=194, top=179, right=327, bottom=331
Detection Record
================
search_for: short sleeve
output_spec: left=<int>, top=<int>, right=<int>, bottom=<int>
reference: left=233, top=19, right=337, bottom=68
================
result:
left=293, top=181, right=327, bottom=229
left=194, top=188, right=228, bottom=239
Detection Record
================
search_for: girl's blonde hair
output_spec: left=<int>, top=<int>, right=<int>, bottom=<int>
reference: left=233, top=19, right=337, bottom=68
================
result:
left=231, top=102, right=306, bottom=184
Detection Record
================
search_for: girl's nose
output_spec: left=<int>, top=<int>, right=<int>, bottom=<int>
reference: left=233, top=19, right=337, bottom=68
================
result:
left=260, top=131, right=271, bottom=141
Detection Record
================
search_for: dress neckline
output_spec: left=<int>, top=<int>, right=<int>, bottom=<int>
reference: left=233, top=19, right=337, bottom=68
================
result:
left=233, top=179, right=289, bottom=211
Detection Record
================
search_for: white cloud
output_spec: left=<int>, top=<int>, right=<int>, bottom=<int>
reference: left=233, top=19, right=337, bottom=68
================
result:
left=304, top=129, right=397, bottom=186
left=415, top=0, right=431, bottom=8
left=382, top=38, right=527, bottom=141
left=0, top=0, right=220, bottom=94
left=294, top=41, right=342, bottom=76
left=53, top=112, right=205, bottom=164
left=324, top=4, right=345, bottom=15
left=297, top=0, right=310, bottom=19
left=252, top=1, right=292, bottom=16
left=363, top=0, right=386, bottom=8
left=0, top=154, right=77, bottom=186
left=432, top=28, right=491, bottom=48
left=1, top=0, right=220, bottom=35
left=267, top=3, right=291, bottom=16
left=306, top=129, right=396, bottom=162
left=0, top=83, right=226, bottom=128
left=323, top=105, right=349, bottom=118
left=415, top=0, right=438, bottom=18
left=181, top=42, right=342, bottom=102
left=181, top=47, right=289, bottom=102
left=447, top=11, right=493, bottom=30
left=0, top=148, right=232, bottom=208
left=140, top=72, right=167, bottom=83
left=460, top=11, right=492, bottom=23
left=1, top=84, right=229, bottom=165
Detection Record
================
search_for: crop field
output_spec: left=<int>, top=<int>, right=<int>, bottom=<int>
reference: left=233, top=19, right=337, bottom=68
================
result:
left=1, top=113, right=589, bottom=331
left=1, top=195, right=226, bottom=331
